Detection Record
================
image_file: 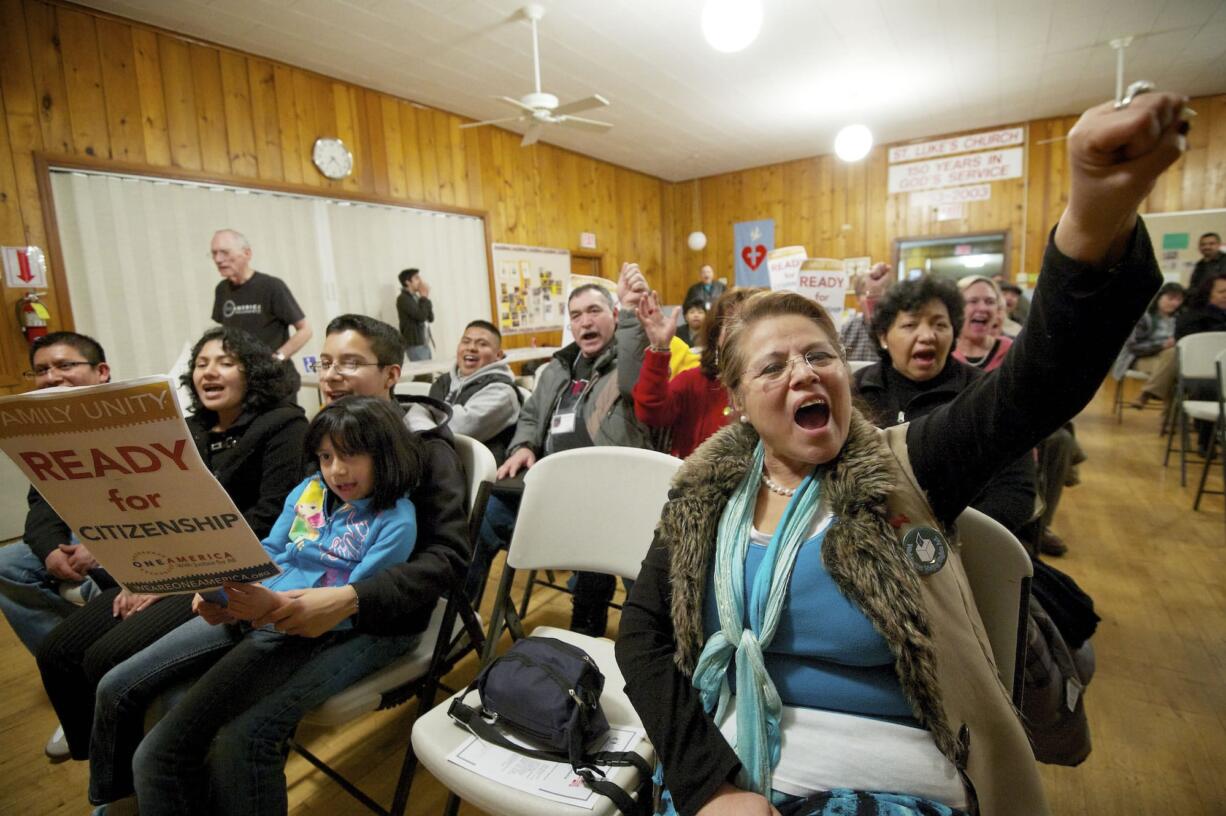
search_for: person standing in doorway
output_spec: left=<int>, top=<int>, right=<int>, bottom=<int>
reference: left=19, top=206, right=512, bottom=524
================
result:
left=397, top=268, right=435, bottom=361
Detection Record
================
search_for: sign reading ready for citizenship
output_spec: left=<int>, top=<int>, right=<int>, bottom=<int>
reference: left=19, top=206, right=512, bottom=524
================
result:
left=0, top=377, right=279, bottom=594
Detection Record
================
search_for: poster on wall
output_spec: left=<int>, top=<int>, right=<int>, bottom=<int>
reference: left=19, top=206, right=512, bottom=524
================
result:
left=734, top=219, right=775, bottom=287
left=797, top=259, right=849, bottom=324
left=0, top=378, right=279, bottom=594
left=767, top=246, right=808, bottom=292
left=491, top=243, right=571, bottom=335
left=888, top=147, right=1024, bottom=194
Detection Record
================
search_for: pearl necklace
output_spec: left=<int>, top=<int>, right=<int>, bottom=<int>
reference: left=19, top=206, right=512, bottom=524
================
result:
left=761, top=468, right=797, bottom=497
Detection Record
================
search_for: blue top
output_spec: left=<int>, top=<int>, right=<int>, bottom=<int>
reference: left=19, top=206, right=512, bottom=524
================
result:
left=259, top=474, right=416, bottom=619
left=703, top=519, right=916, bottom=723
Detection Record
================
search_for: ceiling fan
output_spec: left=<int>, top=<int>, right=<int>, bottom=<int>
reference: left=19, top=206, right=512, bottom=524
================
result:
left=459, top=4, right=612, bottom=147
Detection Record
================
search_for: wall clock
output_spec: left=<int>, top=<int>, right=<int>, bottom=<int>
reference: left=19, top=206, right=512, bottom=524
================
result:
left=312, top=137, right=353, bottom=180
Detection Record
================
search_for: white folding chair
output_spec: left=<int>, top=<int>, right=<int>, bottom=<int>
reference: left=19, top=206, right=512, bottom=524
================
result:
left=1111, top=368, right=1154, bottom=422
left=287, top=434, right=497, bottom=816
left=411, top=446, right=681, bottom=816
left=848, top=359, right=876, bottom=374
left=955, top=507, right=1034, bottom=704
left=394, top=380, right=434, bottom=398
left=1192, top=349, right=1226, bottom=514
left=1163, top=332, right=1226, bottom=485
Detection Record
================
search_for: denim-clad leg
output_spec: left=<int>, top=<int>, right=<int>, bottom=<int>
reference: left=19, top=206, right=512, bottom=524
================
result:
left=0, top=541, right=96, bottom=654
left=206, top=631, right=420, bottom=815
left=89, top=616, right=240, bottom=804
left=132, top=626, right=356, bottom=816
left=466, top=492, right=521, bottom=603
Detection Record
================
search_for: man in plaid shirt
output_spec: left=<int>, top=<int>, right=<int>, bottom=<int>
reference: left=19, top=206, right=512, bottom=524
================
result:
left=839, top=262, right=894, bottom=360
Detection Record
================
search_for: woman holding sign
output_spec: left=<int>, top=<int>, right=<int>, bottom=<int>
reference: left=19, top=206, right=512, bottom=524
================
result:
left=36, top=327, right=306, bottom=803
left=615, top=92, right=1188, bottom=816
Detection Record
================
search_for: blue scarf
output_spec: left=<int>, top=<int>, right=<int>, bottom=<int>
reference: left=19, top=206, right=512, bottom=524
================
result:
left=692, top=440, right=821, bottom=796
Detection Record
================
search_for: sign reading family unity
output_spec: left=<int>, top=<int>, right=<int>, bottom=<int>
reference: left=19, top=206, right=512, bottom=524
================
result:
left=0, top=377, right=279, bottom=594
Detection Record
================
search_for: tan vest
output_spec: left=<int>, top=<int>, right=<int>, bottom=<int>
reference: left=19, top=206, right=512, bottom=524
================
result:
left=880, top=425, right=1050, bottom=816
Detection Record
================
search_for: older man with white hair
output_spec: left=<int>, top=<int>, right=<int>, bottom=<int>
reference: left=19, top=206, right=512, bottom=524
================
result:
left=210, top=228, right=312, bottom=364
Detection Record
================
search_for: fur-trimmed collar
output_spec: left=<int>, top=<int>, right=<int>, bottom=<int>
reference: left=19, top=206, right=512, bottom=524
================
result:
left=659, top=409, right=957, bottom=759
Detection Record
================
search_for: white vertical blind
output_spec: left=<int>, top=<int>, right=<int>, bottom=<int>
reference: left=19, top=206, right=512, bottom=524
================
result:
left=49, top=170, right=490, bottom=384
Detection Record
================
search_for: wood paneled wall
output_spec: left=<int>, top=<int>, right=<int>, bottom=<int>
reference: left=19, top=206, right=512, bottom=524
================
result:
left=662, top=94, right=1226, bottom=305
left=0, top=0, right=664, bottom=392
left=1, top=0, right=1223, bottom=393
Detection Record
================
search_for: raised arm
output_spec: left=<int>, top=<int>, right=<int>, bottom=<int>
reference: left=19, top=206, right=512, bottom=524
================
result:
left=616, top=262, right=650, bottom=399
left=908, top=92, right=1187, bottom=524
left=632, top=290, right=684, bottom=428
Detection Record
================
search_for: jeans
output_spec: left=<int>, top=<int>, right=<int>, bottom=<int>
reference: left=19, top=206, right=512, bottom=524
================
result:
left=204, top=630, right=419, bottom=815
left=467, top=492, right=521, bottom=604
left=406, top=344, right=431, bottom=362
left=38, top=589, right=195, bottom=759
left=0, top=541, right=98, bottom=655
left=90, top=616, right=240, bottom=804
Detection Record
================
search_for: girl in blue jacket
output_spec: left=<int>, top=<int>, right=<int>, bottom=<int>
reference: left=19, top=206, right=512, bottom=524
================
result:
left=89, top=396, right=425, bottom=815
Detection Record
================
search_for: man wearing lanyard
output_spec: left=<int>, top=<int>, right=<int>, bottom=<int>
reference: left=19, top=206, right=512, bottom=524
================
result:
left=476, top=263, right=651, bottom=635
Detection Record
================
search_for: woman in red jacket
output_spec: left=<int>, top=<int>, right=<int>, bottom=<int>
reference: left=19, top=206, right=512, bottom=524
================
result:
left=633, top=287, right=761, bottom=458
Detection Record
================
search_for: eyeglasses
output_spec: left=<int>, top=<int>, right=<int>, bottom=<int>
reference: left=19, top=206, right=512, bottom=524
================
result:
left=752, top=349, right=841, bottom=384
left=305, top=358, right=382, bottom=375
left=23, top=361, right=94, bottom=380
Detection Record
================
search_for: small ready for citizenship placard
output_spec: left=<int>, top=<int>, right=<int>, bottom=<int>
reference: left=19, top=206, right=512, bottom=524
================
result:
left=0, top=377, right=279, bottom=594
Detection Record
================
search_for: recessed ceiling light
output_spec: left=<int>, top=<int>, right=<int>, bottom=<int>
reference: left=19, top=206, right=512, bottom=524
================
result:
left=701, top=0, right=763, bottom=54
left=834, top=124, right=873, bottom=162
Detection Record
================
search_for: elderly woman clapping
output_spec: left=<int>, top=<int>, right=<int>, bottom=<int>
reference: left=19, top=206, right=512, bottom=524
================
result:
left=616, top=92, right=1188, bottom=816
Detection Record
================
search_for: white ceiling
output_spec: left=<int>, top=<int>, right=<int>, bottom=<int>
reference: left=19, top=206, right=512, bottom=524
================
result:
left=78, top=0, right=1226, bottom=181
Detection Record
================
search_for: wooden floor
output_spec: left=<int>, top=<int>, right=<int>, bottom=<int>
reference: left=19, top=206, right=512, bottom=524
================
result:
left=0, top=381, right=1222, bottom=816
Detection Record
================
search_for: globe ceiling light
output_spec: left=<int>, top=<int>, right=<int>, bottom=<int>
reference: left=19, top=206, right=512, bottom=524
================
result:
left=701, top=0, right=763, bottom=54
left=687, top=231, right=708, bottom=251
left=834, top=124, right=873, bottom=162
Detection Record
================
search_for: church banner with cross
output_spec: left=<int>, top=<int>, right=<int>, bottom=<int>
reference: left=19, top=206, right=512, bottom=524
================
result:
left=0, top=377, right=279, bottom=594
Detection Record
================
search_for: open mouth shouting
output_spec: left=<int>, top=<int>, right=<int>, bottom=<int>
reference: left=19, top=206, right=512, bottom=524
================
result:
left=911, top=347, right=938, bottom=369
left=794, top=397, right=830, bottom=431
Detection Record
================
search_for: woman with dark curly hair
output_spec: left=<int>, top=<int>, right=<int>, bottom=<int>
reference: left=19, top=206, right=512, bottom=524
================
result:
left=633, top=287, right=763, bottom=458
left=34, top=326, right=307, bottom=804
left=853, top=276, right=1037, bottom=537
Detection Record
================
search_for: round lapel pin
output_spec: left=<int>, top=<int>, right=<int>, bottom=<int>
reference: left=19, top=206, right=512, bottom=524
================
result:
left=903, top=526, right=948, bottom=575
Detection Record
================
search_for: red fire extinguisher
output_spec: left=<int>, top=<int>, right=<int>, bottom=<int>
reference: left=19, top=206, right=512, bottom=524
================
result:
left=17, top=291, right=50, bottom=343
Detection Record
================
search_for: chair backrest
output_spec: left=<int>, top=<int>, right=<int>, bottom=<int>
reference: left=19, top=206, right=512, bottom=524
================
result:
left=395, top=380, right=435, bottom=398
left=1177, top=332, right=1226, bottom=380
left=955, top=507, right=1033, bottom=701
left=507, top=447, right=682, bottom=580
left=848, top=359, right=875, bottom=374
left=451, top=434, right=498, bottom=518
left=1217, top=349, right=1226, bottom=401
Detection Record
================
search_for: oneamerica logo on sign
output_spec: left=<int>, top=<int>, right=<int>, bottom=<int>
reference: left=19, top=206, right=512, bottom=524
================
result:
left=222, top=301, right=263, bottom=318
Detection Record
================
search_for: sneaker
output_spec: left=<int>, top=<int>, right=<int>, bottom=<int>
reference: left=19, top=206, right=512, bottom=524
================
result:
left=1039, top=529, right=1068, bottom=557
left=44, top=724, right=70, bottom=763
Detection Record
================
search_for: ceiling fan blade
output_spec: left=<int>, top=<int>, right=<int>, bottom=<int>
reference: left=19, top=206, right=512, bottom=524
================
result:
left=551, top=94, right=609, bottom=117
left=460, top=114, right=530, bottom=129
left=556, top=115, right=613, bottom=133
left=521, top=124, right=545, bottom=146
left=496, top=95, right=536, bottom=112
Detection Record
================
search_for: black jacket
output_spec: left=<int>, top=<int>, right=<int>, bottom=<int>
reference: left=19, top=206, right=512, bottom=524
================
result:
left=186, top=403, right=309, bottom=539
left=352, top=395, right=470, bottom=636
left=854, top=359, right=1038, bottom=534
left=396, top=290, right=434, bottom=347
left=1175, top=303, right=1226, bottom=339
left=23, top=487, right=72, bottom=565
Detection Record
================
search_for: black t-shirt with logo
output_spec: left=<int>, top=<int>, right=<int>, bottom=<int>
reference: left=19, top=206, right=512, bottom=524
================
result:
left=211, top=271, right=305, bottom=352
